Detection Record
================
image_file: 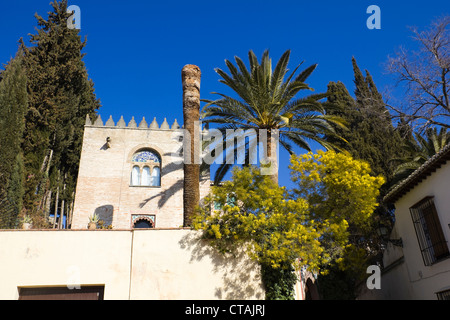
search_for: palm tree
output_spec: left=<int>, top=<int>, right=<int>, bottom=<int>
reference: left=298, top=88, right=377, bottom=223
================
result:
left=202, top=49, right=345, bottom=184
left=392, top=127, right=450, bottom=183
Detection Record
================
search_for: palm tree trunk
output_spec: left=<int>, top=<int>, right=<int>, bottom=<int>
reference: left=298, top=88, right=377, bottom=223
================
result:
left=269, top=134, right=279, bottom=185
left=182, top=65, right=201, bottom=227
left=261, top=129, right=279, bottom=185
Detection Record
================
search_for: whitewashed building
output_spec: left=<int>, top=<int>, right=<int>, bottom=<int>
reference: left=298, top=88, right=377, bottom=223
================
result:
left=359, top=144, right=450, bottom=300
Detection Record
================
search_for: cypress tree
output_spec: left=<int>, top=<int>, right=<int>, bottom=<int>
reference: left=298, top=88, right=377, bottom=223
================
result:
left=351, top=57, right=406, bottom=186
left=326, top=57, right=405, bottom=186
left=0, top=52, right=28, bottom=228
left=324, top=80, right=361, bottom=151
left=319, top=58, right=407, bottom=299
left=20, top=0, right=100, bottom=227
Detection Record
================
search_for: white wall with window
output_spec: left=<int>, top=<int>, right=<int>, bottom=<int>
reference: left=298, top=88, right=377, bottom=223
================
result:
left=392, top=178, right=450, bottom=300
left=358, top=157, right=450, bottom=300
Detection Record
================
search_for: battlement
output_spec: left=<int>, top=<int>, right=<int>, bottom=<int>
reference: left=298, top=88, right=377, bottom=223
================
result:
left=74, top=113, right=190, bottom=230
left=85, top=114, right=181, bottom=130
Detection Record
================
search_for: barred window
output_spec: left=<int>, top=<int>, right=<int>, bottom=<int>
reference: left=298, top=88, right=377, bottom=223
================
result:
left=410, top=197, right=449, bottom=266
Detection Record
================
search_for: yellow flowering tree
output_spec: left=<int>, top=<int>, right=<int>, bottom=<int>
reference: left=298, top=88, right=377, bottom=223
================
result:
left=194, top=166, right=323, bottom=270
left=194, top=151, right=384, bottom=299
left=290, top=150, right=385, bottom=277
left=194, top=166, right=324, bottom=299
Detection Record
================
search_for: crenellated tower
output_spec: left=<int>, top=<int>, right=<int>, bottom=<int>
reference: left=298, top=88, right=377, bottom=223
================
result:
left=71, top=114, right=209, bottom=229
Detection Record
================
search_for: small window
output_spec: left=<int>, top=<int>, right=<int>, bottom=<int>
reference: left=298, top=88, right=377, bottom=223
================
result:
left=141, top=166, right=151, bottom=186
left=132, top=215, right=155, bottom=229
left=130, top=149, right=161, bottom=187
left=134, top=220, right=153, bottom=229
left=410, top=197, right=449, bottom=266
left=151, top=167, right=161, bottom=187
left=131, top=166, right=141, bottom=186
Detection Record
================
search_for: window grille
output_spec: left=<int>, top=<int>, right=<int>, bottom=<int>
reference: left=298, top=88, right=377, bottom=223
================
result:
left=410, top=197, right=449, bottom=266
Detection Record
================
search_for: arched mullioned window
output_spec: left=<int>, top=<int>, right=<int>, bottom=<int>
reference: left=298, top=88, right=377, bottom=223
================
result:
left=130, top=150, right=161, bottom=187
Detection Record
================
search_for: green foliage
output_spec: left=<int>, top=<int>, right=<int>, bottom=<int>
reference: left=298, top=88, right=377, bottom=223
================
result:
left=260, top=262, right=297, bottom=300
left=21, top=215, right=33, bottom=224
left=194, top=151, right=384, bottom=299
left=391, top=127, right=450, bottom=183
left=0, top=53, right=28, bottom=228
left=317, top=262, right=357, bottom=300
left=325, top=59, right=406, bottom=183
left=89, top=214, right=100, bottom=223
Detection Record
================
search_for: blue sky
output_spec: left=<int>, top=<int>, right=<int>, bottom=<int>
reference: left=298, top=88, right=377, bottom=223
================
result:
left=1, top=0, right=449, bottom=187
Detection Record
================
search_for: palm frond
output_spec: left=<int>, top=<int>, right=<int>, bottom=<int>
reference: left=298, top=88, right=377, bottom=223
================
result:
left=203, top=49, right=347, bottom=183
left=213, top=162, right=233, bottom=185
left=234, top=55, right=252, bottom=84
left=270, top=50, right=291, bottom=94
left=393, top=161, right=422, bottom=175
left=392, top=126, right=450, bottom=182
left=294, top=63, right=318, bottom=83
left=203, top=93, right=259, bottom=124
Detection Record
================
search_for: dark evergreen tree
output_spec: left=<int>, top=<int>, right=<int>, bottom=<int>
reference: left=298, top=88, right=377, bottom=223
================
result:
left=323, top=80, right=360, bottom=151
left=325, top=58, right=406, bottom=190
left=349, top=57, right=403, bottom=181
left=0, top=52, right=28, bottom=228
left=20, top=0, right=100, bottom=227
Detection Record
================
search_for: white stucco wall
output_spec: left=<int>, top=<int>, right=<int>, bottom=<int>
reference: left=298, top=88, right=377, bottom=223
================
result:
left=393, top=162, right=450, bottom=299
left=359, top=162, right=450, bottom=300
left=0, top=229, right=264, bottom=300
